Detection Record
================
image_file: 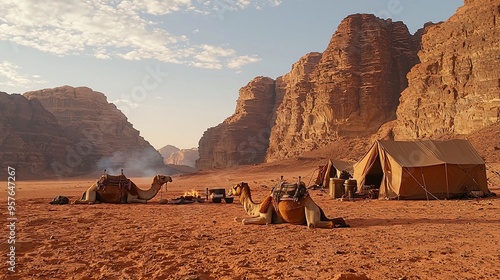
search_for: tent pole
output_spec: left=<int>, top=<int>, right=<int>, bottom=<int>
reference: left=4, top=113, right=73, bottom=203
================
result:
left=445, top=163, right=449, bottom=199
left=421, top=167, right=429, bottom=201
left=404, top=167, right=439, bottom=200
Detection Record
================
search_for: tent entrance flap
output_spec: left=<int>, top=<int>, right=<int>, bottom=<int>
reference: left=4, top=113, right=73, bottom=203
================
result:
left=364, top=154, right=383, bottom=189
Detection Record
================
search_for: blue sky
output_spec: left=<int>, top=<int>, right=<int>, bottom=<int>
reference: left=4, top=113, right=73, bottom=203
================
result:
left=0, top=0, right=463, bottom=149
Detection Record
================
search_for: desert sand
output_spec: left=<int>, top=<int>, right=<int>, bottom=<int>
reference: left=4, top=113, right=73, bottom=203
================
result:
left=1, top=161, right=499, bottom=280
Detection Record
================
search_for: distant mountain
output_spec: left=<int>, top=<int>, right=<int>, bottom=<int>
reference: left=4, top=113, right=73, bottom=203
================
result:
left=158, top=145, right=180, bottom=158
left=158, top=145, right=199, bottom=168
left=23, top=86, right=167, bottom=177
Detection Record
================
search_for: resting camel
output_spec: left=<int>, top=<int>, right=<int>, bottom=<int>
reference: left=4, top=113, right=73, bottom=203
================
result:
left=74, top=175, right=172, bottom=204
left=227, top=182, right=349, bottom=229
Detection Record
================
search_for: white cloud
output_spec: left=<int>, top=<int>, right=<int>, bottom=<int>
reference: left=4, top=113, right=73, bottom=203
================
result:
left=111, top=98, right=140, bottom=109
left=200, top=0, right=280, bottom=13
left=227, top=55, right=261, bottom=69
left=0, top=0, right=277, bottom=69
left=118, top=0, right=193, bottom=15
left=0, top=61, right=46, bottom=88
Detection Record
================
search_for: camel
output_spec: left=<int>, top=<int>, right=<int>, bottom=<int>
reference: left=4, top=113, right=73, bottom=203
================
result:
left=74, top=174, right=172, bottom=204
left=227, top=182, right=349, bottom=229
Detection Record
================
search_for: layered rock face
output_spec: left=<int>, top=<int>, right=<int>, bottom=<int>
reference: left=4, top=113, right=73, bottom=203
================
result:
left=158, top=145, right=180, bottom=159
left=165, top=148, right=199, bottom=168
left=158, top=145, right=199, bottom=167
left=266, top=14, right=421, bottom=161
left=395, top=0, right=500, bottom=139
left=24, top=86, right=166, bottom=176
left=197, top=14, right=422, bottom=168
left=0, top=92, right=71, bottom=178
left=196, top=77, right=276, bottom=169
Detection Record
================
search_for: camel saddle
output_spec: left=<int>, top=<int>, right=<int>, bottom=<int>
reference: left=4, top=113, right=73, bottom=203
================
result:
left=271, top=182, right=308, bottom=203
left=271, top=181, right=309, bottom=223
left=96, top=171, right=132, bottom=203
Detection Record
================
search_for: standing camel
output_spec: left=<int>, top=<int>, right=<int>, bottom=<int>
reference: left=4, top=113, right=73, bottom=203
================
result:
left=228, top=182, right=348, bottom=229
left=74, top=175, right=172, bottom=204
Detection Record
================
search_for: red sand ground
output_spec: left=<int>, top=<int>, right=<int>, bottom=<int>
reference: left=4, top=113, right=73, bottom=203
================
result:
left=0, top=161, right=499, bottom=280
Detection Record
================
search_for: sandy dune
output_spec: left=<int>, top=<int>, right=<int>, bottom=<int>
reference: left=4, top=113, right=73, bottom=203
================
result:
left=1, top=164, right=499, bottom=280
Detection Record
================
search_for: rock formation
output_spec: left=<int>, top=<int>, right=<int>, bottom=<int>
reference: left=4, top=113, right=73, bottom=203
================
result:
left=0, top=92, right=71, bottom=178
left=266, top=14, right=421, bottom=161
left=165, top=148, right=199, bottom=168
left=197, top=14, right=422, bottom=168
left=196, top=77, right=276, bottom=169
left=24, top=86, right=166, bottom=177
left=158, top=145, right=199, bottom=168
left=394, top=0, right=500, bottom=139
left=158, top=145, right=180, bottom=159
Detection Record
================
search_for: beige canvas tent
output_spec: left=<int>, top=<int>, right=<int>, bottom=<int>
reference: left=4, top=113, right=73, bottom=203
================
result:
left=353, top=140, right=489, bottom=200
left=314, top=159, right=352, bottom=188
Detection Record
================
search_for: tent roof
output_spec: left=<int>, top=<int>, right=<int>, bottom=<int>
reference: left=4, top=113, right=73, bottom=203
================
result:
left=377, top=139, right=485, bottom=167
left=326, top=159, right=353, bottom=173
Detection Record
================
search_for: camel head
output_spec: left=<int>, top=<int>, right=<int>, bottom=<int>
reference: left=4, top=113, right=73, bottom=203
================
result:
left=154, top=175, right=173, bottom=185
left=228, top=182, right=248, bottom=197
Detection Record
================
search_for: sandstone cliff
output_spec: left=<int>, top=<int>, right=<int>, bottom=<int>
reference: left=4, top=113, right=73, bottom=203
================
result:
left=197, top=14, right=422, bottom=168
left=24, top=86, right=166, bottom=177
left=394, top=0, right=500, bottom=139
left=0, top=92, right=71, bottom=179
left=266, top=14, right=421, bottom=161
left=196, top=77, right=276, bottom=169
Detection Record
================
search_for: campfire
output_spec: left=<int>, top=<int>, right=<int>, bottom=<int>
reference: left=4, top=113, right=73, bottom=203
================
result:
left=181, top=190, right=201, bottom=201
left=168, top=190, right=204, bottom=204
left=166, top=188, right=233, bottom=204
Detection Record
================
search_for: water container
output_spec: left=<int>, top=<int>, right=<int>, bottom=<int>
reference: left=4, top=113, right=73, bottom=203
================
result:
left=330, top=178, right=345, bottom=198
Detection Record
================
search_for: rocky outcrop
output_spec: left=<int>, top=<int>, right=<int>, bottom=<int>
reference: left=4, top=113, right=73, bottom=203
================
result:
left=158, top=145, right=180, bottom=159
left=197, top=14, right=422, bottom=168
left=266, top=14, right=421, bottom=161
left=165, top=148, right=199, bottom=168
left=0, top=92, right=71, bottom=179
left=24, top=86, right=166, bottom=177
left=196, top=77, right=276, bottom=169
left=394, top=0, right=500, bottom=139
left=158, top=145, right=199, bottom=168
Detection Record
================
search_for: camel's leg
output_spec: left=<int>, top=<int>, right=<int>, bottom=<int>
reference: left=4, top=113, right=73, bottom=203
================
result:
left=311, top=221, right=335, bottom=229
left=241, top=216, right=268, bottom=225
left=304, top=203, right=334, bottom=229
left=241, top=211, right=273, bottom=225
left=127, top=195, right=148, bottom=203
left=74, top=189, right=97, bottom=204
left=331, top=217, right=349, bottom=228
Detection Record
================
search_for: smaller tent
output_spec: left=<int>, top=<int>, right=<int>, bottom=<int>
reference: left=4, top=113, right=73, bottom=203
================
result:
left=314, top=159, right=352, bottom=188
left=353, top=139, right=489, bottom=200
